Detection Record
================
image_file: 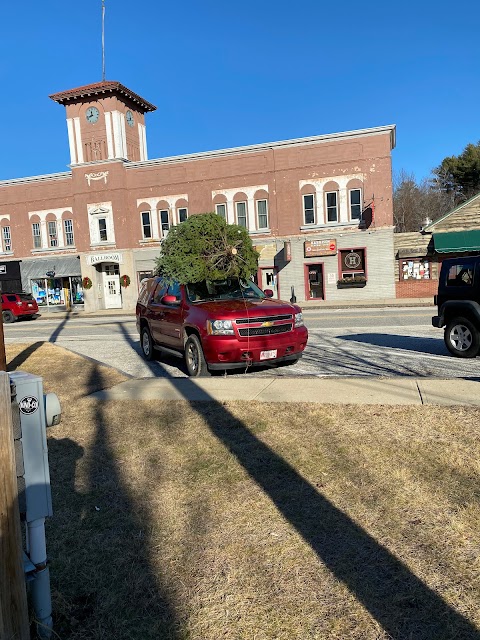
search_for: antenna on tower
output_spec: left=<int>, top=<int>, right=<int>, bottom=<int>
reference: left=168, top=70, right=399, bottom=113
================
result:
left=101, top=0, right=106, bottom=81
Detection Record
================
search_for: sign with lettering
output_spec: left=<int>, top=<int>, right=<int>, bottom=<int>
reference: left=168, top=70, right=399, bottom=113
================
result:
left=254, top=244, right=278, bottom=262
left=284, top=241, right=292, bottom=262
left=304, top=239, right=337, bottom=257
left=341, top=250, right=365, bottom=272
left=0, top=265, right=6, bottom=274
left=86, top=253, right=123, bottom=266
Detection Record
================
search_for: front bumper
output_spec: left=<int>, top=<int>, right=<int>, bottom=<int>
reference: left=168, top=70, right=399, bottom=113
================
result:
left=203, top=326, right=308, bottom=368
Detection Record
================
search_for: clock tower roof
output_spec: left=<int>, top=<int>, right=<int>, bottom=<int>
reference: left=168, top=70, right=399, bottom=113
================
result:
left=49, top=80, right=157, bottom=113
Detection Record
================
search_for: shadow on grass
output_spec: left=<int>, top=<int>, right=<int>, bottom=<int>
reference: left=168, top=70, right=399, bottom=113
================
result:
left=48, top=364, right=180, bottom=640
left=113, top=320, right=480, bottom=639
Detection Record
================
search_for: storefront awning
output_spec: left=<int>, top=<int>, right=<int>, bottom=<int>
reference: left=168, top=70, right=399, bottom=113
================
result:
left=433, top=230, right=480, bottom=254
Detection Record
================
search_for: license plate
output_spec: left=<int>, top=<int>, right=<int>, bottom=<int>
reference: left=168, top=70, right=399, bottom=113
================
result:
left=260, top=350, right=277, bottom=360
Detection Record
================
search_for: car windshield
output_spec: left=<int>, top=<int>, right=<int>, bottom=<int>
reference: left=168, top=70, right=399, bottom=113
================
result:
left=186, top=278, right=266, bottom=302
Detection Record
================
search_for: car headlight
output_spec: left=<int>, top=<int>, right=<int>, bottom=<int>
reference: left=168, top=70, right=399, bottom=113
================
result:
left=207, top=319, right=235, bottom=335
left=294, top=313, right=304, bottom=327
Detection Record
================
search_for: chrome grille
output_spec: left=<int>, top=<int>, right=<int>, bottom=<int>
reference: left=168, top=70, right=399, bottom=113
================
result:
left=236, top=314, right=292, bottom=325
left=238, top=324, right=292, bottom=337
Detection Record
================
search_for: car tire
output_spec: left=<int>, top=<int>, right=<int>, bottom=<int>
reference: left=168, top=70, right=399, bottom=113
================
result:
left=141, top=326, right=155, bottom=361
left=444, top=317, right=480, bottom=358
left=2, top=310, right=15, bottom=324
left=185, top=334, right=210, bottom=377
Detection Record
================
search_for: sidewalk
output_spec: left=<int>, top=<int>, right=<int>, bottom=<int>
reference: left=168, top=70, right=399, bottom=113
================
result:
left=92, top=376, right=480, bottom=406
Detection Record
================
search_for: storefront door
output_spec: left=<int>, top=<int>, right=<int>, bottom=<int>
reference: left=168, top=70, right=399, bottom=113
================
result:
left=103, top=264, right=122, bottom=309
left=306, top=264, right=324, bottom=300
left=260, top=267, right=279, bottom=297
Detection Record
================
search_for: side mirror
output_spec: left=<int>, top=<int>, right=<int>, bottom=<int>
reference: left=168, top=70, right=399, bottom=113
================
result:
left=161, top=294, right=178, bottom=305
left=264, top=289, right=274, bottom=298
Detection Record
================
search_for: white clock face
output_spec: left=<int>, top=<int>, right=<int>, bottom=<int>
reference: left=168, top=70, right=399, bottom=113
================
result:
left=86, top=106, right=99, bottom=124
left=126, top=110, right=134, bottom=127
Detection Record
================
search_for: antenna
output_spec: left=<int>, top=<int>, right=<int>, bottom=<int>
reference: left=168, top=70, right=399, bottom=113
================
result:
left=101, top=0, right=106, bottom=81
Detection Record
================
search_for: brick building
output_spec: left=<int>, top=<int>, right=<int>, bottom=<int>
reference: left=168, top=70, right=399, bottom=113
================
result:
left=0, top=80, right=397, bottom=311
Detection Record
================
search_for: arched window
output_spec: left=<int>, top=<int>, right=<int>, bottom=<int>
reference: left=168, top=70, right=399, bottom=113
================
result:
left=323, top=181, right=340, bottom=223
left=300, top=184, right=316, bottom=225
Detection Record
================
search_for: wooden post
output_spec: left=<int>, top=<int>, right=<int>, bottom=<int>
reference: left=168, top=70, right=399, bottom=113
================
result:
left=0, top=372, right=30, bottom=639
left=0, top=300, right=6, bottom=371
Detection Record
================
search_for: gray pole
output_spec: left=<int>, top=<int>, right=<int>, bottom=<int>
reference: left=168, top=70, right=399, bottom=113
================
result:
left=102, top=0, right=106, bottom=81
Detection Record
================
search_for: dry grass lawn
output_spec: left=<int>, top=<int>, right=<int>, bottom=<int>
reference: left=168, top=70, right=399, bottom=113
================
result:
left=7, top=342, right=480, bottom=640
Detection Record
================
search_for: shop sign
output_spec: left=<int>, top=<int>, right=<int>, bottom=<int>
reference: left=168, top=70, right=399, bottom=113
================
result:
left=0, top=265, right=6, bottom=274
left=304, top=239, right=337, bottom=257
left=87, top=252, right=123, bottom=266
left=284, top=241, right=292, bottom=262
left=341, top=250, right=364, bottom=271
left=254, top=244, right=277, bottom=262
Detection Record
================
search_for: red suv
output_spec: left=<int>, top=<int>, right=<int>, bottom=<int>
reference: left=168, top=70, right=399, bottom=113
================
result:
left=136, top=277, right=308, bottom=376
left=1, top=293, right=39, bottom=323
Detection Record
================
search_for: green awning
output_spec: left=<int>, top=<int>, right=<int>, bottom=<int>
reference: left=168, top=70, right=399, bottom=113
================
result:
left=433, top=230, right=480, bottom=253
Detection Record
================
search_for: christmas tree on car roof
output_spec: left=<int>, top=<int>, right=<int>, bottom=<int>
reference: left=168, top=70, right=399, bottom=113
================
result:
left=154, top=212, right=259, bottom=284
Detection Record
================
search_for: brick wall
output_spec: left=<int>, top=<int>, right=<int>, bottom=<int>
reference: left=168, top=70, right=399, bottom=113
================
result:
left=396, top=279, right=437, bottom=298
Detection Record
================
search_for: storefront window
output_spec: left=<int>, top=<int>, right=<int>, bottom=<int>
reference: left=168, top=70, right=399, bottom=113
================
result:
left=31, top=276, right=84, bottom=307
left=32, top=279, right=48, bottom=306
left=340, top=249, right=366, bottom=279
left=401, top=259, right=430, bottom=280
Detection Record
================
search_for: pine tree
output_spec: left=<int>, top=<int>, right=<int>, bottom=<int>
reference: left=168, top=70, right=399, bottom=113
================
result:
left=155, top=212, right=259, bottom=283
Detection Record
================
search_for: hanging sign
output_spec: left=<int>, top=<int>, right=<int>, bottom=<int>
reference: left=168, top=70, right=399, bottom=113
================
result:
left=284, top=241, right=292, bottom=262
left=304, top=239, right=337, bottom=257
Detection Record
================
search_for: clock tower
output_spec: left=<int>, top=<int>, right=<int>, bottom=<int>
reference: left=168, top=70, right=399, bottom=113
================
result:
left=49, top=81, right=157, bottom=164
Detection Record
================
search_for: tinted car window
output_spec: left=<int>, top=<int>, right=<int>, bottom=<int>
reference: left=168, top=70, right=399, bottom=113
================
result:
left=153, top=281, right=168, bottom=303
left=446, top=264, right=474, bottom=287
left=6, top=294, right=17, bottom=302
left=168, top=281, right=181, bottom=302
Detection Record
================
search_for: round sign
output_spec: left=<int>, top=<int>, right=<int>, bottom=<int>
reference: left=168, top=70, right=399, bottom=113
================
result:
left=329, top=242, right=336, bottom=251
left=345, top=252, right=361, bottom=269
left=19, top=396, right=39, bottom=415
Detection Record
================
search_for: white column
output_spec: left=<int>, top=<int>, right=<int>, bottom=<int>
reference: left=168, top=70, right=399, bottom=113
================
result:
left=247, top=197, right=256, bottom=231
left=138, top=123, right=147, bottom=161
left=226, top=198, right=235, bottom=224
left=112, top=111, right=124, bottom=158
left=315, top=185, right=324, bottom=225
left=57, top=217, right=65, bottom=248
left=73, top=118, right=84, bottom=163
left=105, top=112, right=114, bottom=159
left=40, top=220, right=48, bottom=248
left=66, top=119, right=77, bottom=164
left=339, top=186, right=348, bottom=223
left=120, top=114, right=127, bottom=159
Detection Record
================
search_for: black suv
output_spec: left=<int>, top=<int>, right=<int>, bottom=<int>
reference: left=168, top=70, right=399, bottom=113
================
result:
left=432, top=256, right=480, bottom=358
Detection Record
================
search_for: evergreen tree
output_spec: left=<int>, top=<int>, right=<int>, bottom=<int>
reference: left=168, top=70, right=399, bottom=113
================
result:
left=155, top=212, right=259, bottom=283
left=433, top=142, right=480, bottom=201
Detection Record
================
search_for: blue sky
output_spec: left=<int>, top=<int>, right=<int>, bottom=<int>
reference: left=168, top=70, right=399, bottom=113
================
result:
left=1, top=0, right=478, bottom=183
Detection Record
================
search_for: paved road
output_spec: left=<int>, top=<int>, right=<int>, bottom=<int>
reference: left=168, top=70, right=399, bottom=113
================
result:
left=3, top=308, right=479, bottom=379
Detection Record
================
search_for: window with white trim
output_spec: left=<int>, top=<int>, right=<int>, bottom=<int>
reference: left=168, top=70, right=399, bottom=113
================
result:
left=2, top=226, right=11, bottom=252
left=64, top=219, right=74, bottom=245
left=349, top=189, right=362, bottom=220
left=48, top=221, right=58, bottom=247
left=326, top=192, right=338, bottom=222
left=256, top=200, right=268, bottom=229
left=216, top=203, right=226, bottom=220
left=178, top=207, right=188, bottom=223
left=236, top=201, right=247, bottom=228
left=303, top=194, right=315, bottom=225
left=32, top=222, right=41, bottom=249
left=141, top=211, right=152, bottom=238
left=98, top=218, right=108, bottom=242
left=159, top=210, right=170, bottom=235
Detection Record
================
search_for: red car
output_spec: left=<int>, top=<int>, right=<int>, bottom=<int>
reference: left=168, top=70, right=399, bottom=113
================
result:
left=1, top=293, right=39, bottom=323
left=136, top=276, right=308, bottom=376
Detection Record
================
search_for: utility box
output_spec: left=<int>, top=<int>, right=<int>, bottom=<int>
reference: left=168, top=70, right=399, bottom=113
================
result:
left=10, top=372, right=56, bottom=522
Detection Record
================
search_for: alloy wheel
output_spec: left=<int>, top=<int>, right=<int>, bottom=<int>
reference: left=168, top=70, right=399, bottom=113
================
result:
left=450, top=324, right=473, bottom=352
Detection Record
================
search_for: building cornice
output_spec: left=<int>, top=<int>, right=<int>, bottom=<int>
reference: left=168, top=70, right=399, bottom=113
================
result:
left=0, top=171, right=72, bottom=188
left=49, top=81, right=157, bottom=113
left=125, top=125, right=396, bottom=171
